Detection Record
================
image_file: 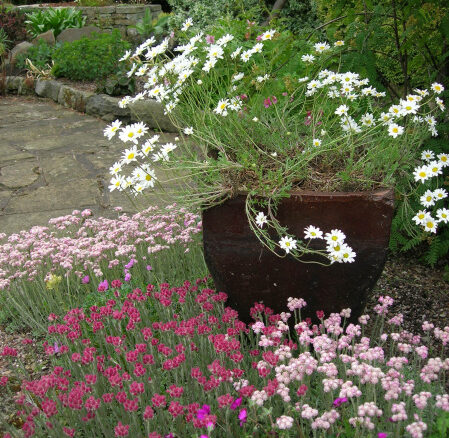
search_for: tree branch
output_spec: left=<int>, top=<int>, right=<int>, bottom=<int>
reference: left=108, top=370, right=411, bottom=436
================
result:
left=262, top=0, right=288, bottom=26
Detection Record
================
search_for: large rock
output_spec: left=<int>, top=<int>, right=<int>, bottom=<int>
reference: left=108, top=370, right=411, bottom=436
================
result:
left=9, top=41, right=33, bottom=64
left=57, top=85, right=93, bottom=112
left=56, top=26, right=102, bottom=44
left=129, top=99, right=177, bottom=132
left=85, top=94, right=130, bottom=121
left=35, top=79, right=61, bottom=102
left=32, top=29, right=55, bottom=46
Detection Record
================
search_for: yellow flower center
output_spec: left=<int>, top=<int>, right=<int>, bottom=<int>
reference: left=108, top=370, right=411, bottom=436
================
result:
left=418, top=213, right=425, bottom=219
left=334, top=245, right=341, bottom=251
left=419, top=171, right=426, bottom=178
left=426, top=196, right=432, bottom=202
left=128, top=153, right=135, bottom=160
left=393, top=128, right=398, bottom=133
left=145, top=174, right=152, bottom=181
left=426, top=221, right=434, bottom=228
left=332, top=236, right=337, bottom=241
left=128, top=132, right=134, bottom=138
left=111, top=126, right=118, bottom=132
left=285, top=242, right=290, bottom=247
left=432, top=167, right=438, bottom=172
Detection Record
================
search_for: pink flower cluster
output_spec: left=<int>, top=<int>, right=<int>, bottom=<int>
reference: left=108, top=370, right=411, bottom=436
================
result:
left=0, top=205, right=201, bottom=290
left=3, top=290, right=449, bottom=437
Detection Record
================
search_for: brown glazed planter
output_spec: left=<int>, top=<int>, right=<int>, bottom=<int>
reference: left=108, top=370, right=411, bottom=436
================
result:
left=202, top=189, right=394, bottom=324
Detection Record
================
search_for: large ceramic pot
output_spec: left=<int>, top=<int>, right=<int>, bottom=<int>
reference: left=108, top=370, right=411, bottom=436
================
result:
left=202, top=189, right=394, bottom=323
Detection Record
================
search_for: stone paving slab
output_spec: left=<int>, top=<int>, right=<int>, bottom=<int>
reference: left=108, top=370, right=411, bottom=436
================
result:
left=0, top=95, right=178, bottom=235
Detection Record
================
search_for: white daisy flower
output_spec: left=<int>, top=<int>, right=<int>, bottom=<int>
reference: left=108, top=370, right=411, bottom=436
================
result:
left=119, top=125, right=140, bottom=144
left=340, top=244, right=356, bottom=263
left=255, top=212, right=268, bottom=228
left=181, top=18, right=193, bottom=32
left=334, top=40, right=344, bottom=46
left=304, top=225, right=323, bottom=239
left=361, top=113, right=375, bottom=127
left=217, top=34, right=234, bottom=46
left=437, top=208, right=449, bottom=224
left=314, top=42, right=330, bottom=53
left=437, top=153, right=449, bottom=167
left=301, top=54, right=315, bottom=63
left=421, top=150, right=435, bottom=161
left=232, top=72, right=245, bottom=82
left=230, top=46, right=243, bottom=59
left=412, top=210, right=428, bottom=226
left=435, top=97, right=445, bottom=111
left=431, top=82, right=444, bottom=94
left=335, top=105, right=349, bottom=116
left=214, top=99, right=229, bottom=116
left=119, top=50, right=132, bottom=62
left=118, top=96, right=131, bottom=108
left=183, top=127, right=194, bottom=135
left=279, top=236, right=297, bottom=254
left=389, top=105, right=403, bottom=118
left=103, top=119, right=122, bottom=140
left=423, top=215, right=438, bottom=233
left=428, top=161, right=443, bottom=177
left=388, top=123, right=404, bottom=138
left=261, top=29, right=276, bottom=40
left=251, top=43, right=264, bottom=54
left=109, top=175, right=125, bottom=192
left=413, top=165, right=431, bottom=183
left=312, top=138, right=322, bottom=147
left=420, top=190, right=435, bottom=208
left=109, top=161, right=122, bottom=175
left=325, top=229, right=346, bottom=246
left=122, top=146, right=139, bottom=164
left=433, top=188, right=447, bottom=201
left=400, top=99, right=419, bottom=114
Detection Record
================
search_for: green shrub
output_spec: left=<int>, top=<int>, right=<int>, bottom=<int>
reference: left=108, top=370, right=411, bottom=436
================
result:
left=25, top=7, right=85, bottom=39
left=15, top=39, right=57, bottom=70
left=51, top=30, right=130, bottom=81
left=0, top=5, right=28, bottom=47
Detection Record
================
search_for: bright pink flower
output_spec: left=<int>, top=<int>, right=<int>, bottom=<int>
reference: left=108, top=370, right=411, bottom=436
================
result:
left=230, top=397, right=242, bottom=410
left=238, top=408, right=247, bottom=426
left=114, top=421, right=129, bottom=437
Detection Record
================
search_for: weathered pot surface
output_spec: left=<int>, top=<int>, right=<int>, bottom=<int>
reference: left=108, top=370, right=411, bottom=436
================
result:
left=202, top=189, right=395, bottom=323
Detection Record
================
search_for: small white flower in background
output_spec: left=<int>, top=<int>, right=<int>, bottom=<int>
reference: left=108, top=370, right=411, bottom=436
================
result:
left=133, top=121, right=149, bottom=137
left=435, top=97, right=445, bottom=111
left=255, top=212, right=268, bottom=228
left=314, top=42, right=330, bottom=53
left=414, top=88, right=429, bottom=97
left=304, top=225, right=323, bottom=239
left=388, top=123, right=404, bottom=138
left=421, top=150, right=434, bottom=161
left=279, top=236, right=297, bottom=254
left=103, top=119, right=122, bottom=140
left=160, top=142, right=177, bottom=160
left=389, top=105, right=403, bottom=117
left=118, top=96, right=131, bottom=108
left=270, top=152, right=277, bottom=157
left=251, top=42, right=264, bottom=54
left=413, top=165, right=430, bottom=183
left=109, top=162, right=122, bottom=175
left=217, top=33, right=234, bottom=46
left=361, top=113, right=375, bottom=127
left=119, top=50, right=131, bottom=62
left=412, top=210, right=428, bottom=226
left=423, top=215, right=438, bottom=233
left=183, top=127, right=193, bottom=135
left=202, top=58, right=217, bottom=72
left=335, top=104, right=349, bottom=116
left=325, top=229, right=346, bottom=246
left=181, top=17, right=193, bottom=31
left=261, top=29, right=276, bottom=40
left=334, top=40, right=344, bottom=46
left=424, top=115, right=437, bottom=127
left=437, top=208, right=449, bottom=224
left=135, top=64, right=148, bottom=76
left=197, top=79, right=203, bottom=85
left=298, top=76, right=309, bottom=83
left=252, top=117, right=259, bottom=122
left=438, top=153, right=449, bottom=167
left=207, top=44, right=224, bottom=60
left=230, top=46, right=242, bottom=59
left=256, top=74, right=269, bottom=82
left=127, top=63, right=138, bottom=78
left=433, top=188, right=447, bottom=201
left=232, top=72, right=244, bottom=82
left=379, top=112, right=391, bottom=123
left=428, top=161, right=443, bottom=177
left=301, top=54, right=315, bottom=63
left=420, top=190, right=435, bottom=208
left=312, top=138, right=322, bottom=147
left=340, top=308, right=351, bottom=318
left=431, top=82, right=444, bottom=94
left=122, top=146, right=139, bottom=164
left=240, top=49, right=253, bottom=63
left=141, top=140, right=155, bottom=156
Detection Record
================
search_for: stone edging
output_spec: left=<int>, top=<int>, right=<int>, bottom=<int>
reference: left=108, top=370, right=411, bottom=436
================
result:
left=3, top=76, right=177, bottom=133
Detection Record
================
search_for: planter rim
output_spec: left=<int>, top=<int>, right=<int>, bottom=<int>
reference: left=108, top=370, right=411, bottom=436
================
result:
left=234, top=187, right=393, bottom=199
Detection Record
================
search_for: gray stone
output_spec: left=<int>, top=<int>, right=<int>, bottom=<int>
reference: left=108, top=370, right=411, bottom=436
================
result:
left=56, top=26, right=102, bottom=43
left=0, top=144, right=34, bottom=162
left=5, top=76, right=23, bottom=92
left=9, top=41, right=33, bottom=64
left=57, top=85, right=93, bottom=112
left=18, top=77, right=35, bottom=96
left=0, top=161, right=40, bottom=189
left=32, top=29, right=55, bottom=46
left=129, top=99, right=177, bottom=133
left=115, top=5, right=145, bottom=13
left=86, top=94, right=130, bottom=119
left=35, top=79, right=61, bottom=102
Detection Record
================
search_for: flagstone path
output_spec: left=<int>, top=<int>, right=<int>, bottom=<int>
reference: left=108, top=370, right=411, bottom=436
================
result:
left=0, top=95, right=177, bottom=235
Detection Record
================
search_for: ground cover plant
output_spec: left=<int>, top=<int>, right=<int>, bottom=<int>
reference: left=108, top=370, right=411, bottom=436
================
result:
left=1, top=275, right=449, bottom=437
left=0, top=205, right=203, bottom=333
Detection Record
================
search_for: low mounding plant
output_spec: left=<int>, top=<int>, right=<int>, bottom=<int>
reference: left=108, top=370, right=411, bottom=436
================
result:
left=105, top=19, right=446, bottom=266
left=2, top=277, right=449, bottom=437
left=0, top=5, right=28, bottom=47
left=25, top=7, right=86, bottom=39
left=15, top=39, right=56, bottom=71
left=0, top=205, right=204, bottom=332
left=51, top=30, right=130, bottom=81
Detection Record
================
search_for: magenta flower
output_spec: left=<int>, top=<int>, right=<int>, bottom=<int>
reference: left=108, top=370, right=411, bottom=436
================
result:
left=197, top=404, right=211, bottom=420
left=124, top=272, right=131, bottom=282
left=146, top=265, right=152, bottom=271
left=230, top=397, right=242, bottom=410
left=82, top=275, right=90, bottom=284
left=263, top=97, right=272, bottom=108
left=238, top=408, right=247, bottom=426
left=378, top=434, right=388, bottom=438
left=272, top=95, right=278, bottom=104
left=333, top=397, right=348, bottom=407
left=53, top=342, right=60, bottom=353
left=205, top=34, right=215, bottom=44
left=97, top=279, right=109, bottom=292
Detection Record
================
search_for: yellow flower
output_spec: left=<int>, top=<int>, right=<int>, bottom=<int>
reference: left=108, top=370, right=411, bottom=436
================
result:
left=46, top=274, right=62, bottom=290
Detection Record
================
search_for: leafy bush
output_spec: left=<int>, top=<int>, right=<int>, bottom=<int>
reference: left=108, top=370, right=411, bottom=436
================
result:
left=129, top=10, right=172, bottom=41
left=25, top=7, right=86, bottom=39
left=15, top=39, right=57, bottom=71
left=51, top=30, right=130, bottom=81
left=0, top=5, right=28, bottom=47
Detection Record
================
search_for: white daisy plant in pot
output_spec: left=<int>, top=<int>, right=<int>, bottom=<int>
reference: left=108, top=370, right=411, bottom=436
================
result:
left=104, top=17, right=446, bottom=266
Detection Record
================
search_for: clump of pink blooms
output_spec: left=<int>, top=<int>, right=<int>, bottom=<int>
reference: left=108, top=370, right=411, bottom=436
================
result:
left=2, top=279, right=449, bottom=437
left=0, top=205, right=201, bottom=290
